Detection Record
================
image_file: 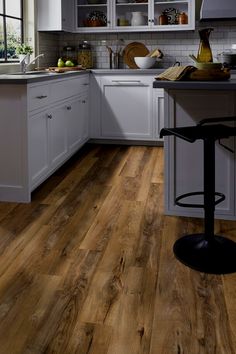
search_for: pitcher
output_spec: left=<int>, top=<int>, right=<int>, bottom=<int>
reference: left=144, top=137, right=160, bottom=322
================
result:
left=197, top=28, right=213, bottom=62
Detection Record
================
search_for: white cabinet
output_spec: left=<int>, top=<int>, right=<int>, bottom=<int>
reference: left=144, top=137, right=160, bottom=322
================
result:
left=68, top=94, right=89, bottom=153
left=76, top=0, right=195, bottom=32
left=28, top=75, right=89, bottom=190
left=37, top=0, right=74, bottom=32
left=0, top=73, right=89, bottom=203
left=153, top=88, right=164, bottom=140
left=90, top=73, right=163, bottom=142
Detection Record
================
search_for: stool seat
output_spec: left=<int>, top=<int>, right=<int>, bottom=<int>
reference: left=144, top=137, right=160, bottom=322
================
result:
left=160, top=124, right=236, bottom=143
left=160, top=117, right=236, bottom=274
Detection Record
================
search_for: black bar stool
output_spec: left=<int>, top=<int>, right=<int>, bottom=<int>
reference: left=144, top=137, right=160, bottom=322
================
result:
left=160, top=117, right=236, bottom=274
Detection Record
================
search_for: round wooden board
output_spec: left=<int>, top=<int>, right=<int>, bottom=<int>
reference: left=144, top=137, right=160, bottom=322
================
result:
left=123, top=42, right=149, bottom=69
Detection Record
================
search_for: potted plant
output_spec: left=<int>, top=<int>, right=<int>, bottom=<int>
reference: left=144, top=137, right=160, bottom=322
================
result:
left=16, top=43, right=33, bottom=64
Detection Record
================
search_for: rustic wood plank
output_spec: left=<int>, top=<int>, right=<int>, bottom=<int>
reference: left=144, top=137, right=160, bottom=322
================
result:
left=0, top=145, right=235, bottom=354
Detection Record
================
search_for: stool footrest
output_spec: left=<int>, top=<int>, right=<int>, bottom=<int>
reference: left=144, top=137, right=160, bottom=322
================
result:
left=175, top=191, right=225, bottom=208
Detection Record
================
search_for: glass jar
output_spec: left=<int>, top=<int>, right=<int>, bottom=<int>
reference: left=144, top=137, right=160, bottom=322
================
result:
left=62, top=46, right=76, bottom=63
left=77, top=41, right=93, bottom=69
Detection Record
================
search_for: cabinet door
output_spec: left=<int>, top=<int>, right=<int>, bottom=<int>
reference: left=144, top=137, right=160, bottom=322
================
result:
left=114, top=1, right=150, bottom=30
left=61, top=0, right=74, bottom=31
left=76, top=0, right=111, bottom=31
left=67, top=95, right=89, bottom=153
left=48, top=105, right=68, bottom=169
left=37, top=0, right=74, bottom=31
left=100, top=76, right=153, bottom=140
left=153, top=89, right=164, bottom=141
left=29, top=112, right=49, bottom=188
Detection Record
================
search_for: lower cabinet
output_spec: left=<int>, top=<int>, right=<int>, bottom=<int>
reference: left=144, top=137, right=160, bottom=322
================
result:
left=68, top=94, right=89, bottom=153
left=29, top=94, right=89, bottom=190
left=90, top=74, right=164, bottom=142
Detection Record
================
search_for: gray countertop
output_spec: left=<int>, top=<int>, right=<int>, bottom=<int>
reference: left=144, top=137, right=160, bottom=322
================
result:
left=153, top=78, right=236, bottom=90
left=0, top=70, right=89, bottom=84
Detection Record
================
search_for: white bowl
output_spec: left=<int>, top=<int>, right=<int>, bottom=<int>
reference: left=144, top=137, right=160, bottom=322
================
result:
left=134, top=56, right=156, bottom=69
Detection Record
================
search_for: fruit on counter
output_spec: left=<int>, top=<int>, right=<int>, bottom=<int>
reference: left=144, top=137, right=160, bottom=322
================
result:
left=57, top=58, right=65, bottom=67
left=65, top=60, right=75, bottom=67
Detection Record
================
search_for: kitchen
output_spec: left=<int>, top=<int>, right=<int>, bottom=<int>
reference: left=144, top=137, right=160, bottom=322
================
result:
left=0, top=0, right=236, bottom=353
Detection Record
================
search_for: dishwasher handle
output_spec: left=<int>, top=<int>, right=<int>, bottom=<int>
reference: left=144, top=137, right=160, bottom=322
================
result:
left=111, top=80, right=145, bottom=86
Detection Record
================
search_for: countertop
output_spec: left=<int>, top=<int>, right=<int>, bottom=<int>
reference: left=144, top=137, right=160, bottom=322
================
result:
left=0, top=70, right=89, bottom=84
left=91, top=69, right=164, bottom=75
left=153, top=78, right=236, bottom=90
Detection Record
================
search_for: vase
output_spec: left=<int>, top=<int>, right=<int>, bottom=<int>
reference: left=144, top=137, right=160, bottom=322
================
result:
left=197, top=28, right=213, bottom=63
left=19, top=53, right=30, bottom=64
left=131, top=12, right=146, bottom=26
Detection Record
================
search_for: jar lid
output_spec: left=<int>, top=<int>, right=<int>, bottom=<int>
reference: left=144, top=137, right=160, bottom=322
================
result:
left=79, top=41, right=91, bottom=49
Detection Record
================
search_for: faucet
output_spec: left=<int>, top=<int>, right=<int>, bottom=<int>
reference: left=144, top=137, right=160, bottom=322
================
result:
left=20, top=53, right=45, bottom=73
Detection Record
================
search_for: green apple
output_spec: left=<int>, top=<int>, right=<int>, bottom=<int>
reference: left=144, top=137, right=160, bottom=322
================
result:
left=65, top=60, right=75, bottom=67
left=57, top=58, right=65, bottom=67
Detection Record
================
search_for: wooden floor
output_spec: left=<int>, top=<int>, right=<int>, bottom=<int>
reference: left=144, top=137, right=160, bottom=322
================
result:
left=0, top=144, right=236, bottom=354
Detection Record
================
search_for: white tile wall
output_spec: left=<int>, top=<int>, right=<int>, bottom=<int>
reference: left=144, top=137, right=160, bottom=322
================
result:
left=38, top=20, right=236, bottom=69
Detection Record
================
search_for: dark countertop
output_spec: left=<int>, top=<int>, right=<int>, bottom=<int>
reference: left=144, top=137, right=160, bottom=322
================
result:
left=0, top=70, right=89, bottom=84
left=153, top=78, right=236, bottom=90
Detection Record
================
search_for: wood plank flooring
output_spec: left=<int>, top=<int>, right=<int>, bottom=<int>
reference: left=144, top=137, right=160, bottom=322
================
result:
left=0, top=144, right=236, bottom=354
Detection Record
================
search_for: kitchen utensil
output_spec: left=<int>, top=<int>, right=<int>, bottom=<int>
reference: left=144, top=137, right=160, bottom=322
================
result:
left=134, top=57, right=156, bottom=69
left=123, top=42, right=149, bottom=69
left=189, top=54, right=199, bottom=63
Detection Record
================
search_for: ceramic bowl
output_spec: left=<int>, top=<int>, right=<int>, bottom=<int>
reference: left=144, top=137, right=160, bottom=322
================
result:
left=134, top=57, right=156, bottom=69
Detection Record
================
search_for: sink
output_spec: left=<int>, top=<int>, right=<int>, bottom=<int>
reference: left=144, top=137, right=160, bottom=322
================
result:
left=9, top=70, right=56, bottom=76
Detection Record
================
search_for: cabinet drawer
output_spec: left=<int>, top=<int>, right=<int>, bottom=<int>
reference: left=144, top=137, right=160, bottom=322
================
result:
left=28, top=84, right=50, bottom=111
left=51, top=75, right=89, bottom=103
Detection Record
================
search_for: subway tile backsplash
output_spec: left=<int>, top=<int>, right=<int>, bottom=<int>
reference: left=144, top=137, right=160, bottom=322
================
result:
left=38, top=20, right=236, bottom=69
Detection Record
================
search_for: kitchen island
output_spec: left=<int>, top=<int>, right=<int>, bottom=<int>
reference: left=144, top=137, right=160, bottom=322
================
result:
left=153, top=78, right=236, bottom=220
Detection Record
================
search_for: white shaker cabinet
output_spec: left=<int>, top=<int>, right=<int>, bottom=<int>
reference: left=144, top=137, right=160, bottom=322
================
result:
left=37, top=0, right=74, bottom=32
left=90, top=73, right=164, bottom=143
left=0, top=73, right=89, bottom=203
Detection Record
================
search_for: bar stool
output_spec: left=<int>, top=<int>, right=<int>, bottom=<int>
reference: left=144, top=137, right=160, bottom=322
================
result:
left=160, top=117, right=236, bottom=274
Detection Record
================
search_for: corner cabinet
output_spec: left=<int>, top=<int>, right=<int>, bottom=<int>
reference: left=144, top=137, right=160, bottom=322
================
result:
left=0, top=73, right=89, bottom=203
left=76, top=0, right=195, bottom=33
left=37, top=0, right=74, bottom=32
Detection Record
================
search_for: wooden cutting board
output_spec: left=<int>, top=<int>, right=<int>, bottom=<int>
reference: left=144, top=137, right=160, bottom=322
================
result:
left=189, top=68, right=230, bottom=81
left=47, top=66, right=84, bottom=73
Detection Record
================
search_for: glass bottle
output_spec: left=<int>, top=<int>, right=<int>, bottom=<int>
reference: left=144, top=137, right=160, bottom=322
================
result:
left=197, top=28, right=213, bottom=63
left=77, top=41, right=93, bottom=69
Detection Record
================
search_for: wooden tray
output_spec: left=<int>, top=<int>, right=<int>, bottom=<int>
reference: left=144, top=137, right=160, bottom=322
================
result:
left=189, top=68, right=230, bottom=81
left=123, top=42, right=149, bottom=69
left=47, top=66, right=84, bottom=73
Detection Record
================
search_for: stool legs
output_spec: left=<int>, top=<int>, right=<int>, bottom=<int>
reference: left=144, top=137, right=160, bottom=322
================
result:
left=173, top=138, right=236, bottom=274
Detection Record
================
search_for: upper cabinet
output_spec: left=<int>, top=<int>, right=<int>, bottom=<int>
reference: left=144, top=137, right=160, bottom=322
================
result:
left=76, top=0, right=195, bottom=32
left=37, top=0, right=195, bottom=33
left=37, top=0, right=74, bottom=32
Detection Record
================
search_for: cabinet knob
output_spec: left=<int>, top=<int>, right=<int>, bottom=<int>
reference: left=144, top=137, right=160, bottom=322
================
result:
left=66, top=106, right=72, bottom=110
left=148, top=19, right=152, bottom=22
left=36, top=95, right=48, bottom=99
left=82, top=100, right=86, bottom=104
left=47, top=114, right=52, bottom=119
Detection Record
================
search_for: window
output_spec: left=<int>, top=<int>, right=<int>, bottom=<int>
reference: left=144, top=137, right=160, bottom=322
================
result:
left=0, top=0, right=23, bottom=62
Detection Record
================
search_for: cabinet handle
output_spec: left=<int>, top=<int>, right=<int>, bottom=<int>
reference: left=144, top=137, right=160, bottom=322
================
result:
left=82, top=100, right=86, bottom=104
left=47, top=114, right=52, bottom=119
left=66, top=106, right=72, bottom=110
left=36, top=95, right=48, bottom=99
left=148, top=19, right=152, bottom=22
left=111, top=80, right=144, bottom=86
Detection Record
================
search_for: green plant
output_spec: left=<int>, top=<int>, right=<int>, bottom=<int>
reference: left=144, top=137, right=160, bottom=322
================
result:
left=15, top=43, right=33, bottom=55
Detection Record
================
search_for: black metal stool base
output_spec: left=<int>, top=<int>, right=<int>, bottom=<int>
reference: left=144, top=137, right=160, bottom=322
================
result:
left=173, top=234, right=236, bottom=274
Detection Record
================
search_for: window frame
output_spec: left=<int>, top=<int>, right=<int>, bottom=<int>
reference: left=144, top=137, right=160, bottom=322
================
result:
left=0, top=0, right=24, bottom=63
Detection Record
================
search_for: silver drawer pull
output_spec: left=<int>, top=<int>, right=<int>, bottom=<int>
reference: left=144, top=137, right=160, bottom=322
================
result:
left=36, top=95, right=48, bottom=99
left=47, top=114, right=52, bottom=119
left=112, top=80, right=141, bottom=83
left=66, top=106, right=72, bottom=110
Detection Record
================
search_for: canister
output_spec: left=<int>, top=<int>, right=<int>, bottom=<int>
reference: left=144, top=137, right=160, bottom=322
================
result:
left=77, top=41, right=93, bottom=69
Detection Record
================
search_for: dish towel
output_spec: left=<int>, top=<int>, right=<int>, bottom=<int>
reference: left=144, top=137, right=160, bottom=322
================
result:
left=155, top=65, right=197, bottom=81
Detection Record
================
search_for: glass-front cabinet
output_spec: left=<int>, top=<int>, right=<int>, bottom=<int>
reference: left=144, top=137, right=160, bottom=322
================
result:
left=75, top=0, right=195, bottom=32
